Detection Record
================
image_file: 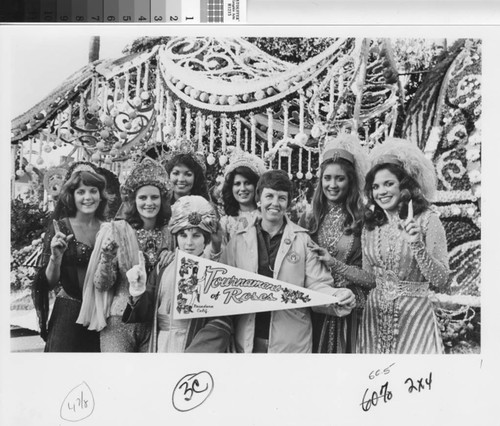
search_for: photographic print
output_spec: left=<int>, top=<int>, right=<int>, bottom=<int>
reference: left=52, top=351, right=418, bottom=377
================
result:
left=1, top=23, right=497, bottom=426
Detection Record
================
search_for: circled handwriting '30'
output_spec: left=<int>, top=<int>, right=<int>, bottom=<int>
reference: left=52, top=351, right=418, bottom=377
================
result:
left=172, top=371, right=214, bottom=412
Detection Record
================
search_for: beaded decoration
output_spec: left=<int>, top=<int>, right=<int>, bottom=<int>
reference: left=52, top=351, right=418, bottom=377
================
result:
left=121, top=157, right=170, bottom=201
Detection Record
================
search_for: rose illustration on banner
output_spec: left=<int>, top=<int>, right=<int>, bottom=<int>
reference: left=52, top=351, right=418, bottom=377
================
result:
left=176, top=257, right=201, bottom=314
left=281, top=288, right=312, bottom=304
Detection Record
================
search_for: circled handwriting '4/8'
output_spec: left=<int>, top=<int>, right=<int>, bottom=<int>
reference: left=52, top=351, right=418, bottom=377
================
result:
left=60, top=382, right=95, bottom=422
left=172, top=371, right=214, bottom=412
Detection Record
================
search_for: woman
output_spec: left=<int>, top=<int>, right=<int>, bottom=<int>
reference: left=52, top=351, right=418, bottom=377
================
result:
left=165, top=153, right=210, bottom=203
left=32, top=163, right=108, bottom=352
left=122, top=195, right=232, bottom=353
left=220, top=149, right=267, bottom=244
left=299, top=134, right=375, bottom=353
left=77, top=157, right=171, bottom=352
left=359, top=138, right=450, bottom=354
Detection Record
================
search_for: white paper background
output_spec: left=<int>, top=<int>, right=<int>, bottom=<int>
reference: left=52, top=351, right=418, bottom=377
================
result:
left=1, top=11, right=499, bottom=426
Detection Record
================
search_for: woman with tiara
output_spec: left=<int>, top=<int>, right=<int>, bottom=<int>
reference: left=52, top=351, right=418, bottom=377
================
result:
left=77, top=158, right=171, bottom=352
left=165, top=152, right=210, bottom=203
left=359, top=138, right=450, bottom=354
left=299, top=134, right=375, bottom=353
left=219, top=149, right=267, bottom=244
left=122, top=196, right=232, bottom=353
left=32, top=162, right=108, bottom=352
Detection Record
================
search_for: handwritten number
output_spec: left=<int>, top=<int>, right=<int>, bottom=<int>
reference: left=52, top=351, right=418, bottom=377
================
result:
left=425, top=372, right=432, bottom=389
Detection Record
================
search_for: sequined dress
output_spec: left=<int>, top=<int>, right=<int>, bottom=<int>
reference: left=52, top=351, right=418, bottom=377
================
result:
left=358, top=210, right=450, bottom=354
left=301, top=203, right=373, bottom=353
left=32, top=218, right=100, bottom=352
left=91, top=220, right=169, bottom=352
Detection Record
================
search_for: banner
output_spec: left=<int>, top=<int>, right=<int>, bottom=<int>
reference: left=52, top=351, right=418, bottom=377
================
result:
left=172, top=250, right=339, bottom=319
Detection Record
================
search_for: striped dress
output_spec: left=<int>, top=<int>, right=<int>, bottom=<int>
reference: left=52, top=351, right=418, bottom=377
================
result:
left=358, top=210, right=450, bottom=354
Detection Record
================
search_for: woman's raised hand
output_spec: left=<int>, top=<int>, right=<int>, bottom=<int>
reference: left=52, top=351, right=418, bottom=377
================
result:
left=402, top=200, right=423, bottom=243
left=127, top=251, right=147, bottom=297
left=50, top=231, right=74, bottom=262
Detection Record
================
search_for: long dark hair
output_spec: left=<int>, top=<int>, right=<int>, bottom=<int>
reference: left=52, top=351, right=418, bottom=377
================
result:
left=57, top=171, right=108, bottom=220
left=222, top=166, right=260, bottom=217
left=165, top=153, right=209, bottom=202
left=308, top=158, right=363, bottom=236
left=364, top=163, right=430, bottom=230
left=123, top=185, right=171, bottom=229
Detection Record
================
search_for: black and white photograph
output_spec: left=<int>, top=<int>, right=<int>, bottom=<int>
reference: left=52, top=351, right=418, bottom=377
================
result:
left=1, top=20, right=498, bottom=426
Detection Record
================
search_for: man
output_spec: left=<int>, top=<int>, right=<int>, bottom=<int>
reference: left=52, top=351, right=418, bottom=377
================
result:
left=222, top=170, right=355, bottom=353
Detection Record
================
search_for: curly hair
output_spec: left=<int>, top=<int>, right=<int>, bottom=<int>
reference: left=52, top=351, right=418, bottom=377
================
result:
left=308, top=158, right=363, bottom=237
left=222, top=166, right=260, bottom=217
left=364, top=163, right=430, bottom=230
left=165, top=153, right=210, bottom=202
left=123, top=187, right=172, bottom=229
left=57, top=171, right=108, bottom=220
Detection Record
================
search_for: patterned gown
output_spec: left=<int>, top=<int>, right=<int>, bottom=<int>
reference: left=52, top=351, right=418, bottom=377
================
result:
left=300, top=203, right=374, bottom=353
left=358, top=209, right=450, bottom=354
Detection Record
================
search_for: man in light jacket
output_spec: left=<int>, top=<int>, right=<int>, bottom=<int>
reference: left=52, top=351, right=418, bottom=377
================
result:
left=221, top=170, right=355, bottom=353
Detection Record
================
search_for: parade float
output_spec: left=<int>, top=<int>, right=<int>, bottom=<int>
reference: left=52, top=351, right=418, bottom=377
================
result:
left=10, top=37, right=481, bottom=352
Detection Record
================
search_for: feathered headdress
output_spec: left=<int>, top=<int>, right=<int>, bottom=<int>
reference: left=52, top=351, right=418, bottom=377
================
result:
left=224, top=147, right=268, bottom=178
left=321, top=133, right=370, bottom=194
left=121, top=157, right=170, bottom=201
left=369, top=138, right=437, bottom=201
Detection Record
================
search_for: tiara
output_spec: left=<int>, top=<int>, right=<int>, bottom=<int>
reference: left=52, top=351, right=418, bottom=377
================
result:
left=65, top=161, right=98, bottom=181
left=163, top=137, right=206, bottom=173
left=320, top=134, right=369, bottom=192
left=322, top=148, right=355, bottom=165
left=375, top=154, right=404, bottom=167
left=224, top=148, right=268, bottom=178
left=121, top=157, right=170, bottom=199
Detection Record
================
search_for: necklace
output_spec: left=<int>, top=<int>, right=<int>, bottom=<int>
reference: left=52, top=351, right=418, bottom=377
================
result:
left=135, top=228, right=164, bottom=268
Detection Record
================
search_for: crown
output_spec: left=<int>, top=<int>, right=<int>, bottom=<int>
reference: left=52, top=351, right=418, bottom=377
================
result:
left=224, top=148, right=268, bottom=178
left=121, top=157, right=170, bottom=199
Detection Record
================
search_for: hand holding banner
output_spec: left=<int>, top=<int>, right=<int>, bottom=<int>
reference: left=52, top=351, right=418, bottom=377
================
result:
left=173, top=250, right=340, bottom=319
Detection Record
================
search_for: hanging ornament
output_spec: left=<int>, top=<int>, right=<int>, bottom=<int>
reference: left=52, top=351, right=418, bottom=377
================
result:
left=207, top=153, right=216, bottom=165
left=282, top=100, right=290, bottom=142
left=305, top=149, right=312, bottom=179
left=244, top=128, right=249, bottom=151
left=175, top=100, right=182, bottom=138
left=221, top=114, right=227, bottom=152
left=186, top=108, right=192, bottom=139
left=208, top=116, right=215, bottom=153
left=297, top=146, right=303, bottom=179
left=250, top=113, right=256, bottom=155
left=135, top=65, right=142, bottom=96
left=219, top=154, right=228, bottom=166
left=266, top=108, right=273, bottom=150
left=197, top=112, right=203, bottom=151
left=235, top=115, right=241, bottom=149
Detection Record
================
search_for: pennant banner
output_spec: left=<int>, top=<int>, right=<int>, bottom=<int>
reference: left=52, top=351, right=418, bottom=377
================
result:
left=173, top=250, right=339, bottom=319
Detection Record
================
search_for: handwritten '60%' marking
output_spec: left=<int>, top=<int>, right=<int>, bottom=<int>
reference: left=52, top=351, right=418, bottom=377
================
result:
left=60, top=381, right=95, bottom=422
left=172, top=371, right=214, bottom=412
left=360, top=381, right=393, bottom=412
